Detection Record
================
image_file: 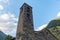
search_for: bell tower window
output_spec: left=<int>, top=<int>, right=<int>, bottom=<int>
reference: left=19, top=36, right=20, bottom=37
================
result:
left=27, top=14, right=30, bottom=18
left=26, top=7, right=30, bottom=12
left=27, top=13, right=31, bottom=21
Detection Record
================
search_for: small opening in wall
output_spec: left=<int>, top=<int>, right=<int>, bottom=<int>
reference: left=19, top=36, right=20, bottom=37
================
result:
left=27, top=14, right=30, bottom=18
left=27, top=7, right=30, bottom=12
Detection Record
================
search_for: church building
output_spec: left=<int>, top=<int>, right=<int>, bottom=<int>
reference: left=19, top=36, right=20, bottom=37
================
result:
left=16, top=3, right=57, bottom=40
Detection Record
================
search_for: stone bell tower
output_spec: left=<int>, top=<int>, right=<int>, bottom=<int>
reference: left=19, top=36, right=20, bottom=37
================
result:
left=16, top=3, right=34, bottom=40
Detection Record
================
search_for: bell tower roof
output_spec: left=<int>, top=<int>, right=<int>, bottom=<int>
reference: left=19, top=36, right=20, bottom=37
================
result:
left=20, top=3, right=32, bottom=9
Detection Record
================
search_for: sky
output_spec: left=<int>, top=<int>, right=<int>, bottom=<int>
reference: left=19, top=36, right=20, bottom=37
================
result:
left=0, top=0, right=60, bottom=37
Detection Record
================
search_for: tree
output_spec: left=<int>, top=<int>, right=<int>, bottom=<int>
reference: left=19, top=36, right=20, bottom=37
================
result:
left=5, top=35, right=13, bottom=40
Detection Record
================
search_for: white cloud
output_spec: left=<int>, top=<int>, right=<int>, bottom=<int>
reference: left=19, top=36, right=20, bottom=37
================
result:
left=0, top=27, right=8, bottom=31
left=0, top=13, right=10, bottom=20
left=0, top=12, right=18, bottom=37
left=36, top=24, right=47, bottom=31
left=0, top=13, right=18, bottom=21
left=57, top=12, right=60, bottom=17
left=0, top=5, right=4, bottom=10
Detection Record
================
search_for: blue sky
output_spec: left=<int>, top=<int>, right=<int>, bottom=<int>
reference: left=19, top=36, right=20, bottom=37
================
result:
left=0, top=0, right=60, bottom=37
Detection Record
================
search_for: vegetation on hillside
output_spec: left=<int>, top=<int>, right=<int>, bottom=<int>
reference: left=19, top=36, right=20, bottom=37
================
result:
left=5, top=35, right=13, bottom=40
left=47, top=19, right=60, bottom=40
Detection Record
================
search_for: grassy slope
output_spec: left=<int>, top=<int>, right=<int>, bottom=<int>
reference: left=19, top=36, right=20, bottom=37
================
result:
left=46, top=18, right=60, bottom=40
left=47, top=26, right=60, bottom=40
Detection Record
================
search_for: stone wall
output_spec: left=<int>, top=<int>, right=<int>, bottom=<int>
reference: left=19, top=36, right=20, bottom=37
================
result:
left=33, top=29, right=57, bottom=40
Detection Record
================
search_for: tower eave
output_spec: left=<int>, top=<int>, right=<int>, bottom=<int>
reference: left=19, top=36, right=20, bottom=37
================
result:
left=20, top=3, right=32, bottom=9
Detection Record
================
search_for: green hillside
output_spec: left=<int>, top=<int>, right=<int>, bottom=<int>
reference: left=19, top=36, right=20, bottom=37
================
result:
left=0, top=31, right=6, bottom=40
left=47, top=18, right=60, bottom=40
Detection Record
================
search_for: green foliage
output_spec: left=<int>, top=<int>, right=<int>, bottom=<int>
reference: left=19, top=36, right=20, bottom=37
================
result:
left=5, top=35, right=13, bottom=40
left=47, top=26, right=60, bottom=40
left=46, top=19, right=60, bottom=40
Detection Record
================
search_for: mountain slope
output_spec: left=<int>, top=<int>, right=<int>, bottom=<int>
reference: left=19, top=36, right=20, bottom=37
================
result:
left=46, top=18, right=60, bottom=40
left=0, top=31, right=6, bottom=40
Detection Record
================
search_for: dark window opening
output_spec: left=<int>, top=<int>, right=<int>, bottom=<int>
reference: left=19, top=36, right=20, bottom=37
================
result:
left=27, top=14, right=30, bottom=18
left=27, top=7, right=30, bottom=12
left=27, top=14, right=31, bottom=21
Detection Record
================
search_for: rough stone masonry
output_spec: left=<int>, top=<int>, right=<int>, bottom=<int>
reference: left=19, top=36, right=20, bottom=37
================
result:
left=16, top=3, right=57, bottom=40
